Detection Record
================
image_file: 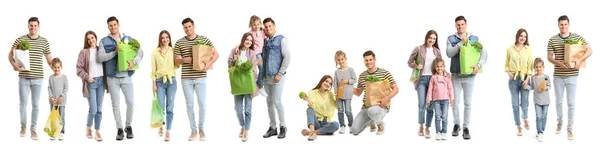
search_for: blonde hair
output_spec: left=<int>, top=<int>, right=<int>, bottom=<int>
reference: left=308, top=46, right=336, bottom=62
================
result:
left=51, top=58, right=62, bottom=67
left=334, top=50, right=347, bottom=66
left=534, top=57, right=544, bottom=68
left=249, top=15, right=261, bottom=27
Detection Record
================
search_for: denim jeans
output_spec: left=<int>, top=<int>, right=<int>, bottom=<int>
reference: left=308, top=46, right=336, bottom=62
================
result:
left=256, top=54, right=264, bottom=89
left=156, top=77, right=177, bottom=130
left=107, top=76, right=135, bottom=129
left=50, top=105, right=66, bottom=134
left=337, top=99, right=353, bottom=127
left=182, top=78, right=207, bottom=131
left=554, top=76, right=578, bottom=131
left=350, top=106, right=387, bottom=135
left=508, top=76, right=530, bottom=126
left=417, top=75, right=434, bottom=127
left=535, top=104, right=549, bottom=134
left=234, top=94, right=252, bottom=130
left=433, top=100, right=449, bottom=133
left=87, top=77, right=105, bottom=130
left=19, top=77, right=43, bottom=131
left=264, top=75, right=286, bottom=128
left=306, top=108, right=339, bottom=135
left=451, top=75, right=475, bottom=128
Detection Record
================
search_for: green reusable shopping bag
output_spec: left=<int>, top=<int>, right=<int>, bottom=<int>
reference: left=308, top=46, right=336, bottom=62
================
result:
left=228, top=58, right=257, bottom=95
left=409, top=46, right=421, bottom=83
left=150, top=93, right=164, bottom=128
left=459, top=40, right=483, bottom=74
left=117, top=39, right=140, bottom=71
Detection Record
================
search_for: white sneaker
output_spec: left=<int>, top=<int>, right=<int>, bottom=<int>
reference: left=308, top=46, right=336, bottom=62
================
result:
left=339, top=126, right=346, bottom=134
left=536, top=133, right=543, bottom=142
left=258, top=88, right=268, bottom=97
left=436, top=133, right=442, bottom=141
left=50, top=136, right=56, bottom=140
left=442, top=133, right=447, bottom=140
left=58, top=133, right=64, bottom=141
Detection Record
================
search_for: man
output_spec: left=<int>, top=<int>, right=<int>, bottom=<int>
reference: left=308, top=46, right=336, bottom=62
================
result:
left=351, top=50, right=399, bottom=135
left=97, top=16, right=144, bottom=141
left=547, top=15, right=592, bottom=140
left=174, top=18, right=219, bottom=141
left=8, top=17, right=53, bottom=140
left=260, top=18, right=290, bottom=139
left=446, top=15, right=488, bottom=140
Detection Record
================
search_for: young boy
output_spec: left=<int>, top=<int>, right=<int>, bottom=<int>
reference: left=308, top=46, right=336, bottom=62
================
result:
left=48, top=58, right=68, bottom=141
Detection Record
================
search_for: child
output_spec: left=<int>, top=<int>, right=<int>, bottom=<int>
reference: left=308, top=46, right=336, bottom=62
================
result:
left=529, top=57, right=551, bottom=142
left=48, top=58, right=68, bottom=141
left=426, top=58, right=453, bottom=141
left=331, top=50, right=356, bottom=134
left=249, top=15, right=268, bottom=97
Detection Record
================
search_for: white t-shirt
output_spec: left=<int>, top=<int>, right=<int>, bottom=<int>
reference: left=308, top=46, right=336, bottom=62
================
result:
left=422, top=47, right=435, bottom=75
left=88, top=48, right=104, bottom=78
left=239, top=49, right=248, bottom=63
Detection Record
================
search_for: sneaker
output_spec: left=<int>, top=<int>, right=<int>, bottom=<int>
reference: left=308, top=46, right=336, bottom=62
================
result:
left=462, top=128, right=471, bottom=140
left=567, top=130, right=574, bottom=140
left=20, top=126, right=26, bottom=137
left=452, top=124, right=461, bottom=137
left=442, top=133, right=447, bottom=140
left=198, top=129, right=206, bottom=141
left=188, top=130, right=198, bottom=141
left=376, top=122, right=385, bottom=135
left=435, top=133, right=442, bottom=141
left=116, top=128, right=124, bottom=141
left=339, top=126, right=346, bottom=134
left=263, top=127, right=278, bottom=138
left=58, top=133, right=64, bottom=141
left=258, top=88, right=268, bottom=97
left=125, top=126, right=134, bottom=139
left=536, top=133, right=543, bottom=142
left=50, top=136, right=56, bottom=141
left=556, top=124, right=562, bottom=134
left=31, top=131, right=39, bottom=140
left=277, top=126, right=287, bottom=139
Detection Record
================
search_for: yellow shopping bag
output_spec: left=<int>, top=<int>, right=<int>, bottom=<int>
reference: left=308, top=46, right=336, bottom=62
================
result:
left=44, top=105, right=63, bottom=137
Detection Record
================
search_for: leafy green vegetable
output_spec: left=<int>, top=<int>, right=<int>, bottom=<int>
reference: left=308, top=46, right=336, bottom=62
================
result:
left=365, top=75, right=381, bottom=82
left=564, top=38, right=581, bottom=44
left=194, top=40, right=208, bottom=45
left=128, top=39, right=141, bottom=51
left=299, top=91, right=307, bottom=99
left=471, top=41, right=483, bottom=52
left=236, top=61, right=253, bottom=73
left=18, top=40, right=30, bottom=50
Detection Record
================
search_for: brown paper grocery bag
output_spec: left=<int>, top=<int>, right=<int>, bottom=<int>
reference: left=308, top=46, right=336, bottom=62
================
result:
left=564, top=44, right=586, bottom=68
left=364, top=81, right=391, bottom=107
left=192, top=45, right=214, bottom=71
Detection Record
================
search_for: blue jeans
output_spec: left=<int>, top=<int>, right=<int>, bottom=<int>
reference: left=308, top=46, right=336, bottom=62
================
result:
left=19, top=77, right=43, bottom=131
left=451, top=75, right=475, bottom=128
left=106, top=76, right=135, bottom=129
left=306, top=108, right=339, bottom=135
left=156, top=77, right=177, bottom=130
left=50, top=105, right=66, bottom=134
left=265, top=75, right=286, bottom=128
left=554, top=76, right=577, bottom=131
left=350, top=106, right=387, bottom=135
left=234, top=94, right=252, bottom=130
left=337, top=99, right=353, bottom=127
left=417, top=76, right=434, bottom=127
left=535, top=104, right=549, bottom=134
left=256, top=54, right=264, bottom=89
left=87, top=77, right=105, bottom=130
left=434, top=100, right=449, bottom=133
left=182, top=78, right=207, bottom=131
left=508, top=76, right=530, bottom=126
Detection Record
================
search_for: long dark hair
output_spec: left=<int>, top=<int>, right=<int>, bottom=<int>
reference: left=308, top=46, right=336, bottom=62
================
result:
left=238, top=32, right=255, bottom=51
left=84, top=31, right=97, bottom=49
left=423, top=30, right=439, bottom=49
left=157, top=30, right=172, bottom=48
left=312, top=75, right=333, bottom=90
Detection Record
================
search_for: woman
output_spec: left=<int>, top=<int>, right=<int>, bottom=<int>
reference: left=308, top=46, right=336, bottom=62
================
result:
left=407, top=30, right=443, bottom=139
left=227, top=32, right=260, bottom=142
left=300, top=75, right=340, bottom=141
left=151, top=30, right=178, bottom=141
left=76, top=31, right=106, bottom=142
left=505, top=28, right=533, bottom=136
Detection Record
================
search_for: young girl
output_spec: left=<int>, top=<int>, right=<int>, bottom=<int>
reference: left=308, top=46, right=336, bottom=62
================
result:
left=301, top=75, right=340, bottom=141
left=151, top=30, right=178, bottom=142
left=48, top=58, right=68, bottom=141
left=426, top=58, right=453, bottom=141
left=76, top=31, right=106, bottom=142
left=227, top=32, right=260, bottom=142
left=248, top=15, right=268, bottom=97
left=529, top=58, right=551, bottom=142
left=331, top=50, right=356, bottom=134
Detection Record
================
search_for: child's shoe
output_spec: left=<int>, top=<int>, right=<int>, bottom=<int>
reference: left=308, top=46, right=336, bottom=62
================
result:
left=258, top=88, right=268, bottom=97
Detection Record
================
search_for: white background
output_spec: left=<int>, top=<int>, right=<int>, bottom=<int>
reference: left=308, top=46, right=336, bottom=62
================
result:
left=0, top=0, right=597, bottom=153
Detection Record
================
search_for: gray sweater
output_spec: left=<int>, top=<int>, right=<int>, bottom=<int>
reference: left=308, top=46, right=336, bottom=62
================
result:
left=48, top=74, right=68, bottom=106
left=332, top=67, right=357, bottom=100
left=529, top=74, right=551, bottom=105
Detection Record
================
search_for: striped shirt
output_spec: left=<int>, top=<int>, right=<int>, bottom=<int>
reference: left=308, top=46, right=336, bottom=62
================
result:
left=11, top=35, right=51, bottom=79
left=174, top=34, right=214, bottom=79
left=547, top=33, right=588, bottom=76
left=357, top=67, right=396, bottom=110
